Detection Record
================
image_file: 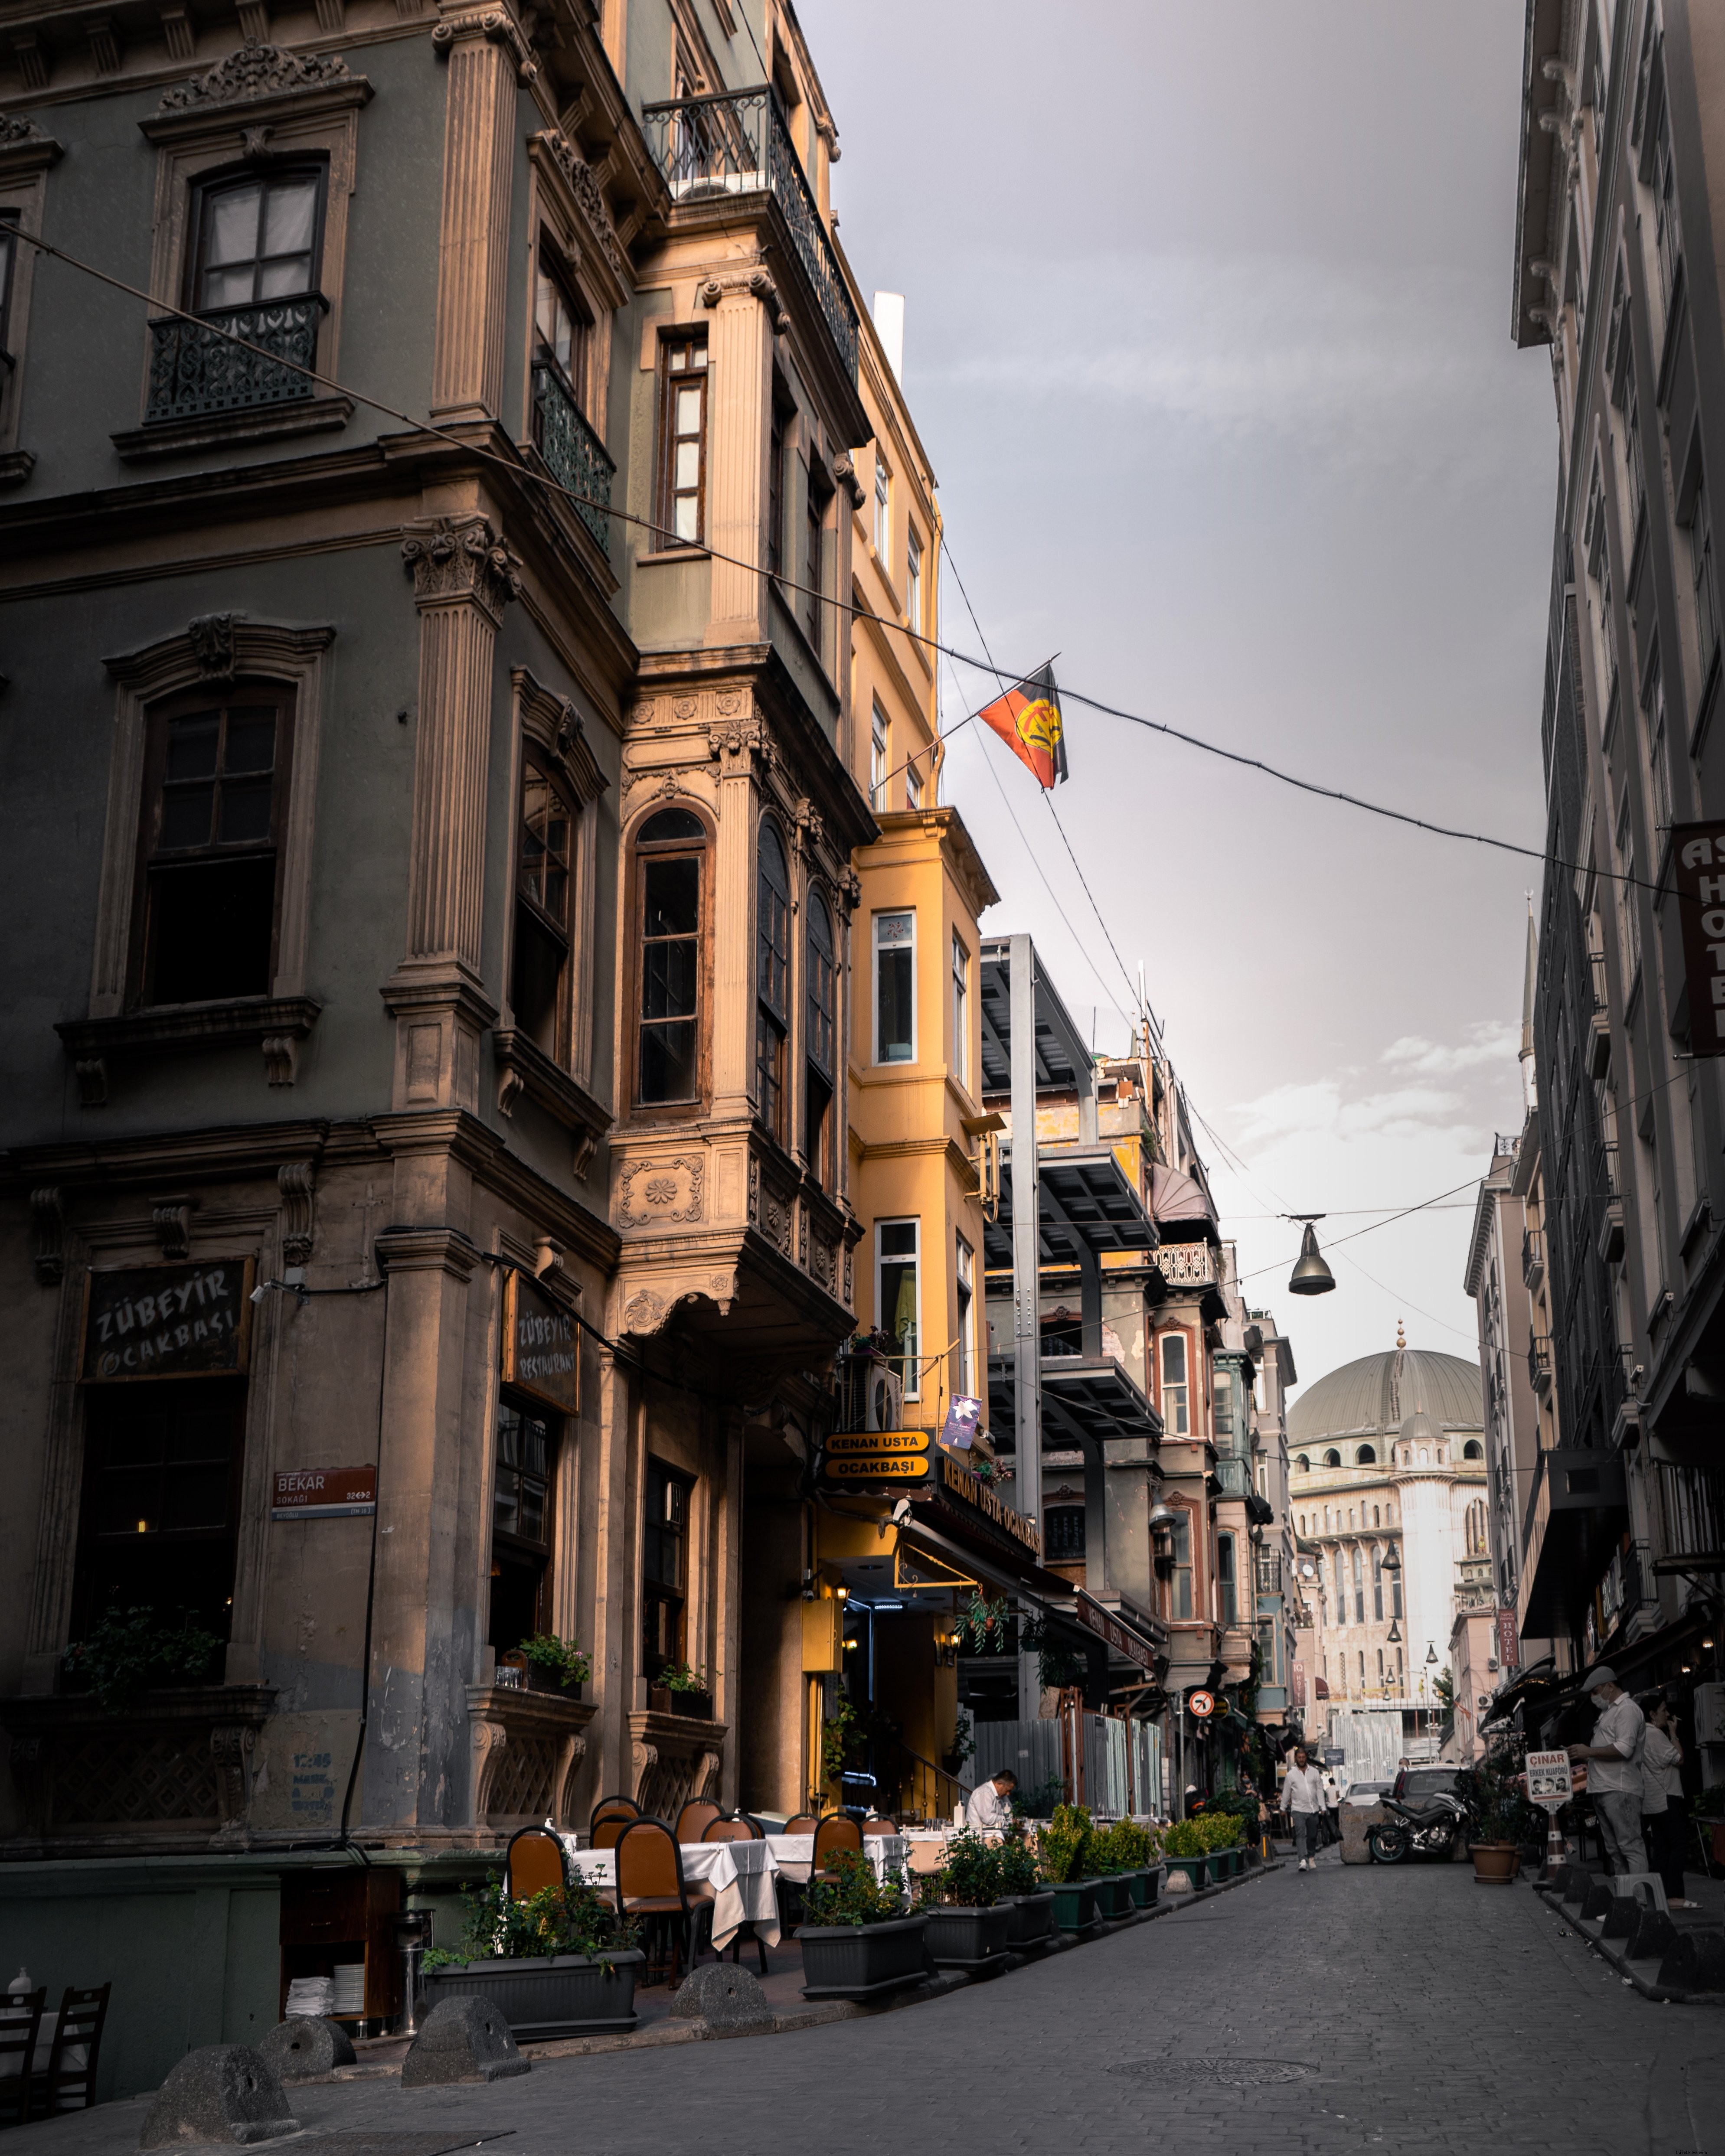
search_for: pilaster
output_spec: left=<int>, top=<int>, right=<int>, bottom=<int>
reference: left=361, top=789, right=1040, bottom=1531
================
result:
left=428, top=1, right=531, bottom=422
left=700, top=277, right=773, bottom=644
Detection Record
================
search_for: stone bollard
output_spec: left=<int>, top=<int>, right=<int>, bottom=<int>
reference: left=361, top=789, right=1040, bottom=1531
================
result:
left=138, top=2046, right=299, bottom=2148
left=1656, top=1925, right=1725, bottom=1998
left=1339, top=1802, right=1382, bottom=1864
left=400, top=1996, right=530, bottom=2087
left=669, top=1963, right=771, bottom=2030
left=257, top=2018, right=356, bottom=2081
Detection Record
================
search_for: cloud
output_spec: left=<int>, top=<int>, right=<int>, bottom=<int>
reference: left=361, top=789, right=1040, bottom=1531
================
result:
left=1381, top=1021, right=1519, bottom=1075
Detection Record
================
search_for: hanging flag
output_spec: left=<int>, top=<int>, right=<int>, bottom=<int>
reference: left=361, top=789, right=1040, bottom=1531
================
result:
left=977, top=662, right=1068, bottom=788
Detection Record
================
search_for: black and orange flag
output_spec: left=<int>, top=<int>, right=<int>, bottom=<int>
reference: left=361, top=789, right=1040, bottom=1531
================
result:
left=977, top=662, right=1068, bottom=788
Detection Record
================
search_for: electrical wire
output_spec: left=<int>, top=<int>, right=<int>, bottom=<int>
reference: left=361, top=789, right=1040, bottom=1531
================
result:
left=10, top=225, right=1669, bottom=902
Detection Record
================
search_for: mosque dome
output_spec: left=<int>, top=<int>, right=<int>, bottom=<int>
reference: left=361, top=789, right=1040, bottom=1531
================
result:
left=1287, top=1345, right=1483, bottom=1443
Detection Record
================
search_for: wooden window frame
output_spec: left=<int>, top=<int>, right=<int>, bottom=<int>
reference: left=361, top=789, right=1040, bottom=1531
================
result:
left=876, top=1216, right=921, bottom=1401
left=510, top=752, right=578, bottom=1067
left=656, top=329, right=709, bottom=549
left=642, top=1456, right=695, bottom=1683
left=627, top=803, right=712, bottom=1117
left=490, top=1389, right=560, bottom=1655
left=0, top=124, right=61, bottom=473
left=183, top=159, right=330, bottom=313
left=756, top=818, right=791, bottom=1145
left=872, top=907, right=916, bottom=1066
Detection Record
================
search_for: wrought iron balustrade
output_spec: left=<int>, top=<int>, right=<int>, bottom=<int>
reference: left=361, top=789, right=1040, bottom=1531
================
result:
left=1522, top=1226, right=1543, bottom=1286
left=1528, top=1335, right=1553, bottom=1393
left=1590, top=949, right=1609, bottom=1011
left=640, top=86, right=859, bottom=379
left=146, top=294, right=326, bottom=422
left=1153, top=1241, right=1217, bottom=1288
left=531, top=358, right=616, bottom=557
left=1255, top=1553, right=1283, bottom=1596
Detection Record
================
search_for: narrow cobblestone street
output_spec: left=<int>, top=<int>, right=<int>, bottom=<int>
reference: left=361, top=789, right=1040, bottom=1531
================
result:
left=18, top=1855, right=1725, bottom=2156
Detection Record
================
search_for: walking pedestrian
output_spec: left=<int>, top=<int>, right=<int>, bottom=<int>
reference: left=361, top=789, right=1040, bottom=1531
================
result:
left=1640, top=1695, right=1695, bottom=1907
left=1282, top=1746, right=1326, bottom=1872
left=1567, top=1665, right=1647, bottom=1875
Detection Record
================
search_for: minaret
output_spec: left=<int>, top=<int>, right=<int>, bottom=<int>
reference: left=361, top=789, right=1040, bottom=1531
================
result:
left=1519, top=899, right=1539, bottom=1112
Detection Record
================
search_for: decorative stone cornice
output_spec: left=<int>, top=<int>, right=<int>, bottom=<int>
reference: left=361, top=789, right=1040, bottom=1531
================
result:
left=0, top=114, right=47, bottom=145
left=431, top=5, right=538, bottom=82
left=158, top=39, right=355, bottom=111
left=699, top=267, right=788, bottom=334
left=401, top=515, right=523, bottom=617
left=529, top=129, right=627, bottom=283
left=706, top=711, right=778, bottom=777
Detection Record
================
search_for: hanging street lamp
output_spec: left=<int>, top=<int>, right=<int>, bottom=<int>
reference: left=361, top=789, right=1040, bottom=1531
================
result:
left=1286, top=1215, right=1336, bottom=1296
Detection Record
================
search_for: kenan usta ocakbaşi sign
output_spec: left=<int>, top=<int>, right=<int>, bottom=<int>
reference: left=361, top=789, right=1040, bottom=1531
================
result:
left=82, top=1259, right=255, bottom=1380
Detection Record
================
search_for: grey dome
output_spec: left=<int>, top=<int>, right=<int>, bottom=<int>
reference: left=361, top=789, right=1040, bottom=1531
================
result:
left=1287, top=1348, right=1481, bottom=1442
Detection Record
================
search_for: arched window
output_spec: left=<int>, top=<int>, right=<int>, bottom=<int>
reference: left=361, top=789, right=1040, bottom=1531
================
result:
left=755, top=820, right=790, bottom=1141
left=1372, top=1505, right=1380, bottom=1527
left=1351, top=1545, right=1363, bottom=1624
left=1323, top=1448, right=1341, bottom=1468
left=1463, top=1439, right=1483, bottom=1460
left=806, top=888, right=836, bottom=1187
left=1386, top=1501, right=1396, bottom=1525
left=1372, top=1543, right=1384, bottom=1621
left=1333, top=1546, right=1344, bottom=1612
left=1357, top=1444, right=1376, bottom=1465
left=635, top=807, right=706, bottom=1105
left=1295, top=1453, right=1310, bottom=1474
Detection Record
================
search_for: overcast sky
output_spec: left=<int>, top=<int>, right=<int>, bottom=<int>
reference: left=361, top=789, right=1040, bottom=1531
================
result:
left=803, top=0, right=1556, bottom=1403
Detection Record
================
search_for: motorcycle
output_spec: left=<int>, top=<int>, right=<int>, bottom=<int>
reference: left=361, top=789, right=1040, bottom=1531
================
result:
left=1366, top=1787, right=1472, bottom=1865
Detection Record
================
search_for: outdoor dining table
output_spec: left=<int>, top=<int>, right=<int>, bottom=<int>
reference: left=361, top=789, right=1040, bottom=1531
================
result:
left=559, top=1835, right=781, bottom=1952
left=763, top=1832, right=908, bottom=1884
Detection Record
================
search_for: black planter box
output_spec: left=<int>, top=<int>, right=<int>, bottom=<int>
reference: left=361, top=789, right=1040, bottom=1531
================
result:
left=1003, top=1890, right=1057, bottom=1947
left=921, top=1903, right=1012, bottom=1971
left=421, top=1951, right=642, bottom=2039
left=1048, top=1878, right=1103, bottom=1934
left=1126, top=1866, right=1161, bottom=1909
left=1091, top=1873, right=1134, bottom=1919
left=796, top=1915, right=928, bottom=2000
left=648, top=1686, right=712, bottom=1719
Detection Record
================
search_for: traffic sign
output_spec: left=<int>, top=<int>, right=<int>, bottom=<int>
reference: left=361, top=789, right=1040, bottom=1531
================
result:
left=1188, top=1689, right=1215, bottom=1719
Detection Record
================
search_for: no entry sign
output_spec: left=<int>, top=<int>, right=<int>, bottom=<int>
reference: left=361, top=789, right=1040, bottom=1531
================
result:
left=1188, top=1690, right=1216, bottom=1719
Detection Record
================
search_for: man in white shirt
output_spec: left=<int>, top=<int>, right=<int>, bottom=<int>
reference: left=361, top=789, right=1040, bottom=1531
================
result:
left=964, top=1769, right=1016, bottom=1832
left=1281, top=1747, right=1326, bottom=1872
left=1568, top=1664, right=1646, bottom=1875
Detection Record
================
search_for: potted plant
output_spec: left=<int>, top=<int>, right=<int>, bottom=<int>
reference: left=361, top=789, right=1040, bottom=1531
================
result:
left=915, top=1829, right=1012, bottom=1970
left=1099, top=1817, right=1159, bottom=1908
left=648, top=1661, right=712, bottom=1719
left=1464, top=1750, right=1527, bottom=1885
left=1199, top=1810, right=1241, bottom=1877
left=1037, top=1804, right=1104, bottom=1934
left=62, top=1605, right=223, bottom=1712
left=996, top=1823, right=1056, bottom=1947
left=797, top=1850, right=926, bottom=2001
left=1085, top=1823, right=1136, bottom=1919
left=421, top=1872, right=643, bottom=2038
left=1161, top=1817, right=1209, bottom=1890
left=509, top=1633, right=591, bottom=1698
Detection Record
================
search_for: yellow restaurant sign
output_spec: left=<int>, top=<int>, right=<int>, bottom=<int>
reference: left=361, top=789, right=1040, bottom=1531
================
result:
left=820, top=1429, right=931, bottom=1484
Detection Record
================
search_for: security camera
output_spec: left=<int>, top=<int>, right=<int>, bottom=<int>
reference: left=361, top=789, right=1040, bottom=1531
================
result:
left=890, top=1498, right=913, bottom=1526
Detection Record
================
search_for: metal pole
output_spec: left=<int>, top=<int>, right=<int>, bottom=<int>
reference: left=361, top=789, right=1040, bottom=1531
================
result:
left=1010, top=934, right=1043, bottom=1720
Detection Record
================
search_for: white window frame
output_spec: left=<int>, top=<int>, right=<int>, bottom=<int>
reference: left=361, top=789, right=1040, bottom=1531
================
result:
left=951, top=930, right=970, bottom=1091
left=874, top=452, right=891, bottom=574
left=872, top=907, right=916, bottom=1066
left=906, top=524, right=922, bottom=630
left=870, top=699, right=888, bottom=810
left=1160, top=1330, right=1189, bottom=1435
left=876, top=1216, right=922, bottom=1401
left=954, top=1233, right=974, bottom=1397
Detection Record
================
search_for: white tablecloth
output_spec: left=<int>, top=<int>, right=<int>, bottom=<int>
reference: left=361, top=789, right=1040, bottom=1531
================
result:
left=560, top=1836, right=780, bottom=1952
left=764, top=1832, right=908, bottom=1884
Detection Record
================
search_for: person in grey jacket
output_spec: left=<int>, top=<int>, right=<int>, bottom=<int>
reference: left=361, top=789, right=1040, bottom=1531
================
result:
left=1281, top=1748, right=1326, bottom=1872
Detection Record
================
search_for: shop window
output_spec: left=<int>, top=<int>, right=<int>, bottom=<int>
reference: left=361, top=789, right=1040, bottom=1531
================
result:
left=512, top=758, right=574, bottom=1060
left=134, top=686, right=291, bottom=1007
left=634, top=807, right=706, bottom=1106
left=873, top=910, right=915, bottom=1063
left=490, top=1397, right=556, bottom=1656
left=1045, top=1507, right=1085, bottom=1560
left=189, top=165, right=326, bottom=311
left=1218, top=1533, right=1237, bottom=1628
left=955, top=1234, right=975, bottom=1396
left=806, top=888, right=836, bottom=1186
left=643, top=1459, right=693, bottom=1680
left=951, top=932, right=970, bottom=1091
left=756, top=820, right=790, bottom=1143
left=657, top=331, right=708, bottom=546
left=1159, top=1333, right=1189, bottom=1435
left=72, top=1380, right=246, bottom=1645
left=877, top=1217, right=920, bottom=1399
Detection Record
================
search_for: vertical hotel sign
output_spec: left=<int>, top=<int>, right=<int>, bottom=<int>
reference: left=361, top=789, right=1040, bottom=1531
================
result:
left=502, top=1271, right=579, bottom=1416
left=1673, top=822, right=1725, bottom=1055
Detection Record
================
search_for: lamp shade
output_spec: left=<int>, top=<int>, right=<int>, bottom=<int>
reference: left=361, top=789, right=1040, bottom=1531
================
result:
left=1287, top=1222, right=1336, bottom=1297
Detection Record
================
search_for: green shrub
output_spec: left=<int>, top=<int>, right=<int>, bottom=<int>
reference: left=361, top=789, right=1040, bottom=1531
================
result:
left=62, top=1605, right=223, bottom=1713
left=917, top=1827, right=1005, bottom=1908
left=1197, top=1811, right=1241, bottom=1851
left=1036, top=1803, right=1090, bottom=1884
left=1098, top=1818, right=1155, bottom=1869
left=996, top=1823, right=1042, bottom=1896
left=1161, top=1818, right=1206, bottom=1859
left=803, top=1849, right=908, bottom=1927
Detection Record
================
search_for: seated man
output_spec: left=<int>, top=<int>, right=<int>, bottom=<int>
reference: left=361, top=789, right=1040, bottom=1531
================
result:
left=964, top=1768, right=1016, bottom=1832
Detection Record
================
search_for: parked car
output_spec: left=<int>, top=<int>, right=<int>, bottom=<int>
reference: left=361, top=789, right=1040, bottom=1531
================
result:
left=1400, top=1768, right=1460, bottom=1800
left=1343, top=1781, right=1392, bottom=1808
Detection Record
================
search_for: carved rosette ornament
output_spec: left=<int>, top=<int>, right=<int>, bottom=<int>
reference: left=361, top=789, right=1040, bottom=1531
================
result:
left=401, top=516, right=523, bottom=620
left=158, top=39, right=355, bottom=111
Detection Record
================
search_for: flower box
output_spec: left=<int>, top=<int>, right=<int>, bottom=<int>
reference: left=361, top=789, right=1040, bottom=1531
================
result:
left=921, top=1903, right=1011, bottom=1971
left=1004, top=1890, right=1057, bottom=1947
left=1125, top=1866, right=1160, bottom=1909
left=421, top=1951, right=642, bottom=2039
left=797, top=1915, right=929, bottom=2001
left=1091, top=1873, right=1135, bottom=1919
left=1163, top=1853, right=1208, bottom=1891
left=1048, top=1877, right=1104, bottom=1934
left=648, top=1686, right=711, bottom=1720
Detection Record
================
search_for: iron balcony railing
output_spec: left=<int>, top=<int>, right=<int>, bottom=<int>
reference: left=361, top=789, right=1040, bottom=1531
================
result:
left=531, top=358, right=615, bottom=558
left=1522, top=1227, right=1543, bottom=1287
left=1528, top=1335, right=1553, bottom=1393
left=146, top=294, right=326, bottom=422
left=639, top=85, right=859, bottom=379
left=1255, top=1553, right=1283, bottom=1596
left=1590, top=949, right=1609, bottom=1011
left=1154, top=1241, right=1218, bottom=1288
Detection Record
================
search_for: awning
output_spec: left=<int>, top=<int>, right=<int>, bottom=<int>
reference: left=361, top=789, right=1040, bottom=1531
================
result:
left=1151, top=1162, right=1219, bottom=1246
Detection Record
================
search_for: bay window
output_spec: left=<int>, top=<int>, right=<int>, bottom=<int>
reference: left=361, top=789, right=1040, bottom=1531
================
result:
left=874, top=910, right=915, bottom=1063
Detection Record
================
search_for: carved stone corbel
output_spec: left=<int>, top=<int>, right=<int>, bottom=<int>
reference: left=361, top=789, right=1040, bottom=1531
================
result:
left=551, top=1730, right=585, bottom=1827
left=278, top=1161, right=315, bottom=1266
left=401, top=515, right=523, bottom=622
left=152, top=1196, right=196, bottom=1260
left=187, top=612, right=237, bottom=679
left=261, top=1031, right=301, bottom=1087
left=30, top=1189, right=65, bottom=1286
left=470, top=1713, right=509, bottom=1819
left=629, top=1736, right=658, bottom=1804
left=74, top=1057, right=108, bottom=1108
left=831, top=452, right=866, bottom=510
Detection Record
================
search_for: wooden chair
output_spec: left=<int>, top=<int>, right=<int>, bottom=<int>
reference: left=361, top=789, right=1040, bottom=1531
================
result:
left=614, top=1820, right=714, bottom=1988
left=506, top=1824, right=567, bottom=1902
left=29, top=1985, right=109, bottom=2119
left=810, top=1811, right=864, bottom=1885
left=674, top=1798, right=723, bottom=1844
left=0, top=1987, right=44, bottom=2130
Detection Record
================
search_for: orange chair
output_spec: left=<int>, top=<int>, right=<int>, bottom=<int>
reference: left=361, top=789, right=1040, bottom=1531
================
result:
left=810, top=1811, right=863, bottom=1885
left=675, top=1798, right=723, bottom=1844
left=861, top=1815, right=897, bottom=1836
left=701, top=1815, right=756, bottom=1842
left=506, top=1824, right=567, bottom=1902
left=590, top=1794, right=639, bottom=1849
left=783, top=1812, right=819, bottom=1836
left=614, top=1820, right=715, bottom=1987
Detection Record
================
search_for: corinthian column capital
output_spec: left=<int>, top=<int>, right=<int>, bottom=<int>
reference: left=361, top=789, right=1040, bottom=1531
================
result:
left=401, top=514, right=523, bottom=620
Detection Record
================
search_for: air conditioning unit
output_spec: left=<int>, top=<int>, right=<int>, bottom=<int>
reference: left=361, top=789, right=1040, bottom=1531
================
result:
left=1694, top=1681, right=1725, bottom=1746
left=866, top=1366, right=905, bottom=1433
